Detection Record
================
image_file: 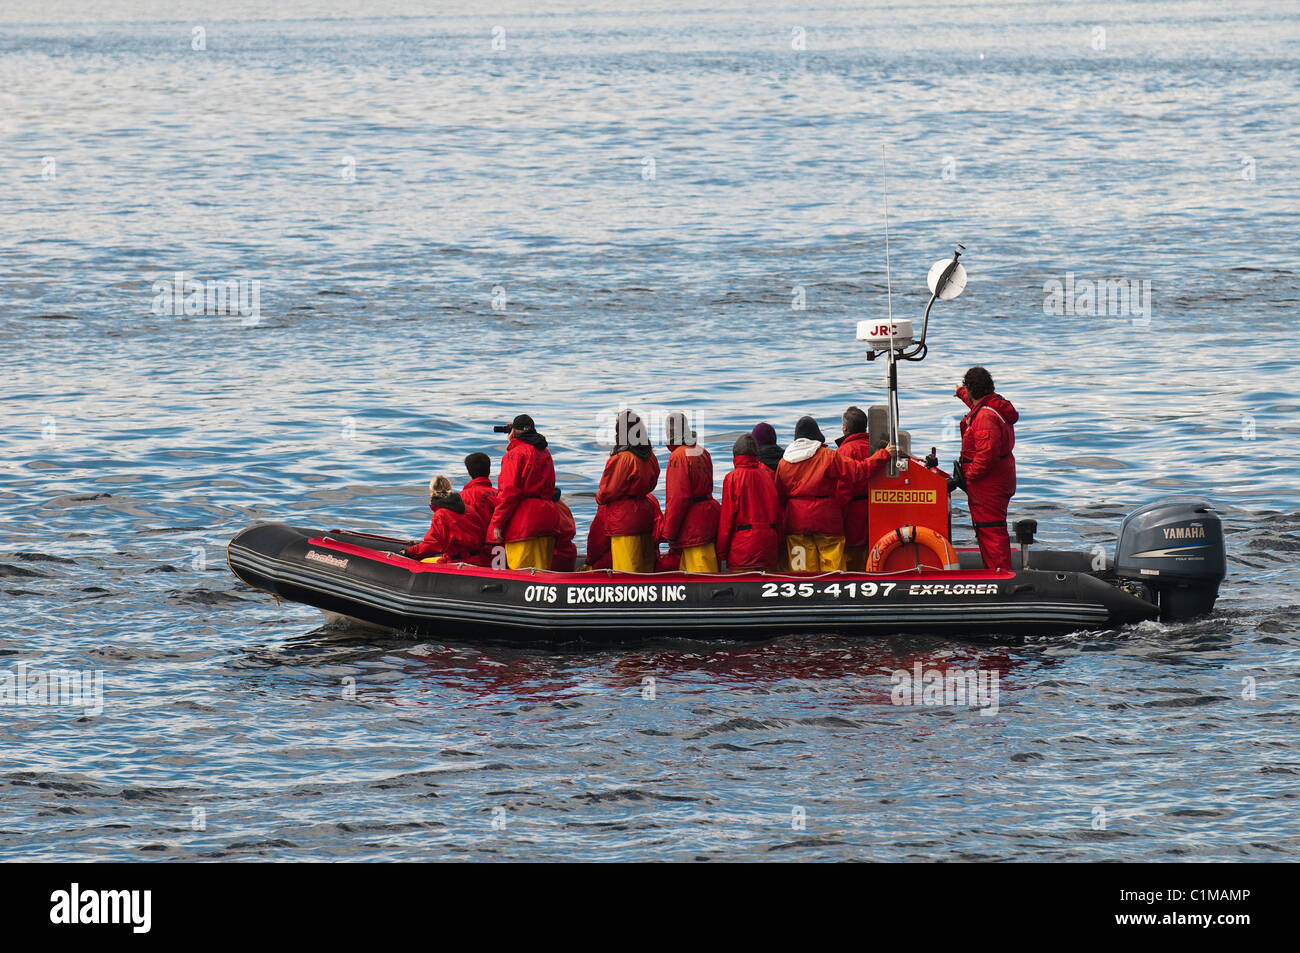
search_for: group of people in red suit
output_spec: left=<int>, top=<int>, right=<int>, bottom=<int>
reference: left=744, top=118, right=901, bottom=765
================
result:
left=399, top=367, right=1019, bottom=574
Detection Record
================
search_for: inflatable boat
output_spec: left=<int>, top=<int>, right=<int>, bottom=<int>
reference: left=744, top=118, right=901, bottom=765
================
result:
left=226, top=497, right=1225, bottom=642
left=226, top=247, right=1226, bottom=642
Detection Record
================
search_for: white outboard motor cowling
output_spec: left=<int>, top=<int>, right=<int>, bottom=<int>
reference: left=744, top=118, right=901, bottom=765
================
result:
left=1114, top=498, right=1226, bottom=621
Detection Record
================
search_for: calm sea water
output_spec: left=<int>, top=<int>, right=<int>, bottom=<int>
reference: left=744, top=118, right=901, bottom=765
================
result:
left=2, top=0, right=1298, bottom=861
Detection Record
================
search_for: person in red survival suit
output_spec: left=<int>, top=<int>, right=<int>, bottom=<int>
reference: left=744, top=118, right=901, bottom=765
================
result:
left=834, top=405, right=894, bottom=572
left=595, top=410, right=661, bottom=573
left=460, top=451, right=499, bottom=566
left=487, top=413, right=559, bottom=570
left=659, top=411, right=722, bottom=573
left=716, top=434, right=783, bottom=571
left=583, top=493, right=662, bottom=570
left=400, top=475, right=485, bottom=563
left=552, top=488, right=577, bottom=572
left=952, top=366, right=1019, bottom=573
left=776, top=415, right=868, bottom=573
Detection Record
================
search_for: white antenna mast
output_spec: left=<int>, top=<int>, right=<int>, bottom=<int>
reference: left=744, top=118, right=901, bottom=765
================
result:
left=883, top=155, right=894, bottom=328
left=854, top=170, right=969, bottom=476
left=882, top=155, right=900, bottom=465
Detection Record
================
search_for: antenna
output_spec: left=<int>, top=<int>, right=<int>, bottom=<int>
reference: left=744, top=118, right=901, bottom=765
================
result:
left=882, top=155, right=900, bottom=465
left=882, top=155, right=894, bottom=328
left=855, top=173, right=968, bottom=478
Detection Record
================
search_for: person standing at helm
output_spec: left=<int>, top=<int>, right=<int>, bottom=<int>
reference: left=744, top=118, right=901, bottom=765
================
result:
left=776, top=415, right=861, bottom=573
left=595, top=410, right=661, bottom=573
left=660, top=411, right=721, bottom=573
left=716, top=434, right=782, bottom=572
left=835, top=405, right=894, bottom=572
left=487, top=413, right=559, bottom=570
left=952, top=366, right=1019, bottom=573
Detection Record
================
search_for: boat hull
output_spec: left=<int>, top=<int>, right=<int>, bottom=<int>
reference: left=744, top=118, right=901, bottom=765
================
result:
left=227, top=522, right=1160, bottom=642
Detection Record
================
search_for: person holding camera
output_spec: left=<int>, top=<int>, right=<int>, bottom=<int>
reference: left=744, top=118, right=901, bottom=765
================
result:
left=486, top=413, right=560, bottom=570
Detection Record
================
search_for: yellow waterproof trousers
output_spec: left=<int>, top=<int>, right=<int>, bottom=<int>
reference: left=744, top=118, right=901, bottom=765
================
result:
left=610, top=534, right=655, bottom=573
left=785, top=534, right=845, bottom=573
left=679, top=543, right=719, bottom=573
left=504, top=536, right=555, bottom=570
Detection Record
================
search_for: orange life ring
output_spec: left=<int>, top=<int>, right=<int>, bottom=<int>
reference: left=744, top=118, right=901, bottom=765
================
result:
left=867, top=525, right=960, bottom=573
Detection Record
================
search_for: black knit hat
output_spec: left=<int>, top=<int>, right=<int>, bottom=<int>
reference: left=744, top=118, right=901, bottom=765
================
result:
left=733, top=434, right=758, bottom=457
left=794, top=415, right=826, bottom=443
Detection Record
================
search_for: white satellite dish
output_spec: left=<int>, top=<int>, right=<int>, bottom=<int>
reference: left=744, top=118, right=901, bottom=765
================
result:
left=927, top=258, right=968, bottom=300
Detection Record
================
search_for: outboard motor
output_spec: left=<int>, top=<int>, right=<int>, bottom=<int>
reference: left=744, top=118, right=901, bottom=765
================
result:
left=1114, top=498, right=1226, bottom=621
